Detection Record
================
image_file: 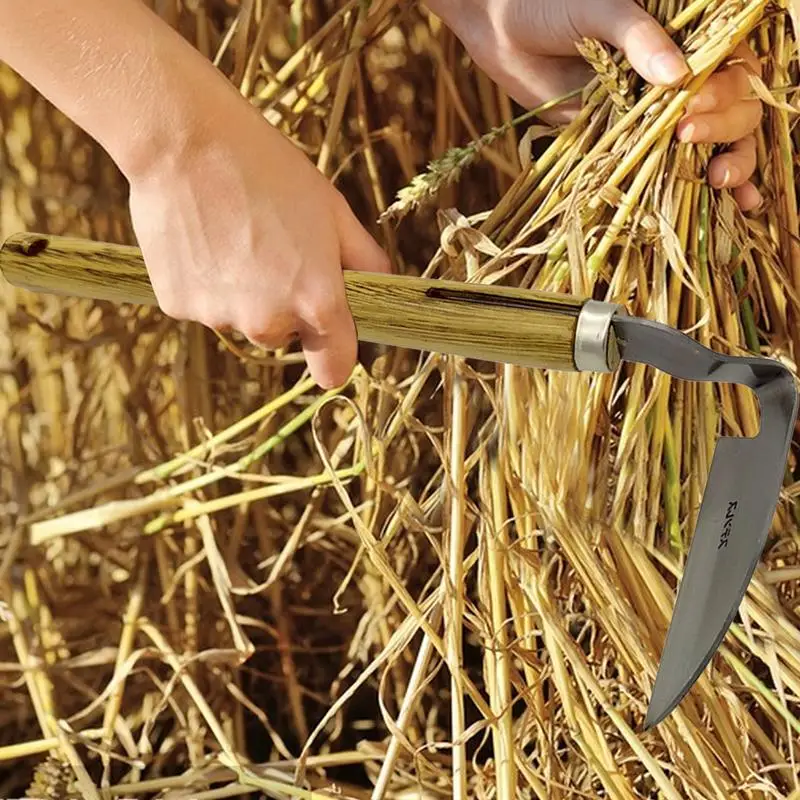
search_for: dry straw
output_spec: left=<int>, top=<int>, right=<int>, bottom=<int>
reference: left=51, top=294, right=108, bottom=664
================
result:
left=1, top=0, right=799, bottom=798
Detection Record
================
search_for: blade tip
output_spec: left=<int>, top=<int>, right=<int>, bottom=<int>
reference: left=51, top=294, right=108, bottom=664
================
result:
left=643, top=705, right=668, bottom=731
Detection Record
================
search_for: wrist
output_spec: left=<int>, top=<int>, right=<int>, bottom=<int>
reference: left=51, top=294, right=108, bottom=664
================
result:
left=93, top=7, right=241, bottom=184
left=111, top=49, right=221, bottom=182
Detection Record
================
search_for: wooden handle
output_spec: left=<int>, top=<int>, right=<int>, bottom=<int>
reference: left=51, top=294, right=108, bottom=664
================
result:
left=0, top=232, right=586, bottom=371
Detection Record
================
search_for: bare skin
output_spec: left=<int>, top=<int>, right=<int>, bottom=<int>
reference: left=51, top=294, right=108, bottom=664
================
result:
left=0, top=0, right=391, bottom=389
left=425, top=0, right=764, bottom=209
left=0, top=0, right=763, bottom=389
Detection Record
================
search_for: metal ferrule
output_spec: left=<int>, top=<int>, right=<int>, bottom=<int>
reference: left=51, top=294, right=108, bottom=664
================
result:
left=574, top=300, right=626, bottom=373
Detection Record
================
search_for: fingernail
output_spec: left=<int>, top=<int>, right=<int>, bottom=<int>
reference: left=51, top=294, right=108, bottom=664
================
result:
left=678, top=121, right=709, bottom=142
left=678, top=122, right=696, bottom=142
left=725, top=167, right=740, bottom=186
left=688, top=91, right=715, bottom=113
left=649, top=51, right=689, bottom=85
left=693, top=121, right=710, bottom=139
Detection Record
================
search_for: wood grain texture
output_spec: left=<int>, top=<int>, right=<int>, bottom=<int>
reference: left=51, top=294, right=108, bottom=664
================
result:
left=0, top=232, right=586, bottom=371
left=345, top=272, right=582, bottom=370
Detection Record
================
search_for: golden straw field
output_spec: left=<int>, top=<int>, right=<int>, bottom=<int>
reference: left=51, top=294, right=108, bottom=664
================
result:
left=1, top=0, right=799, bottom=797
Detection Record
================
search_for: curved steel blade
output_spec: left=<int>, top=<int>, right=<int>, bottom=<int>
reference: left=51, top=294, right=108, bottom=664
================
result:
left=612, top=316, right=798, bottom=729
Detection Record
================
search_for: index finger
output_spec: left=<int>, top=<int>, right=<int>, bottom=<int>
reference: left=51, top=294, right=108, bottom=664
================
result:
left=298, top=279, right=358, bottom=390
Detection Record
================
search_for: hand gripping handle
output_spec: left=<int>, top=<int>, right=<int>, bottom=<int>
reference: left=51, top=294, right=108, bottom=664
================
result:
left=0, top=232, right=623, bottom=373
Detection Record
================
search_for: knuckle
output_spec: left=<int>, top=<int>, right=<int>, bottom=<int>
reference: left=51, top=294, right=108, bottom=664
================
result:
left=746, top=99, right=763, bottom=127
left=200, top=315, right=232, bottom=332
left=301, top=295, right=341, bottom=333
left=732, top=70, right=750, bottom=94
left=738, top=133, right=757, bottom=154
left=157, top=294, right=184, bottom=321
left=239, top=309, right=296, bottom=347
left=738, top=42, right=763, bottom=76
left=244, top=331, right=290, bottom=350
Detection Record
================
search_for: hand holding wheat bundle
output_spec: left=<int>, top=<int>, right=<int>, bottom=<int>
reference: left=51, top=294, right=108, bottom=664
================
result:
left=0, top=0, right=764, bottom=389
left=426, top=0, right=764, bottom=210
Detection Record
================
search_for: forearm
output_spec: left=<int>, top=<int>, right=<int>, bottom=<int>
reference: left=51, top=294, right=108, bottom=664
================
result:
left=0, top=0, right=237, bottom=178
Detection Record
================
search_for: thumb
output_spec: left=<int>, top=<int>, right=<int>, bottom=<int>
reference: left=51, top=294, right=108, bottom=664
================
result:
left=585, top=0, right=689, bottom=87
left=332, top=193, right=392, bottom=274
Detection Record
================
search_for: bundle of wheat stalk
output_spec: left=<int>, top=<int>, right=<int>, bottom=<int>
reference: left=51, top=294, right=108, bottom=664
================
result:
left=1, top=0, right=799, bottom=798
